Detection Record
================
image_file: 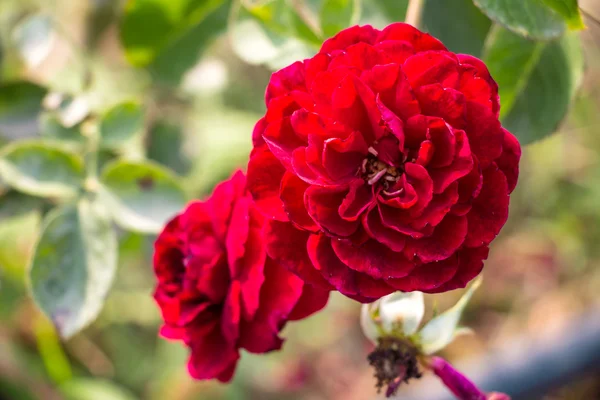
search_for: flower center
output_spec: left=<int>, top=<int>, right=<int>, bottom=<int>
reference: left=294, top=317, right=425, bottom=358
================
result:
left=367, top=336, right=422, bottom=398
left=361, top=146, right=404, bottom=189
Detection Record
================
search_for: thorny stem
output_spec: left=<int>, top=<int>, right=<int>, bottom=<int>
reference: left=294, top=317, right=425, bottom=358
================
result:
left=405, top=0, right=424, bottom=27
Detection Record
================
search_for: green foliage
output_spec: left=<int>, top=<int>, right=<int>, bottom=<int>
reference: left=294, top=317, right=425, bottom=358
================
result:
left=422, top=0, right=491, bottom=57
left=541, top=0, right=585, bottom=29
left=484, top=26, right=584, bottom=144
left=0, top=141, right=85, bottom=199
left=320, top=0, right=360, bottom=37
left=120, top=0, right=231, bottom=85
left=0, top=81, right=46, bottom=139
left=29, top=199, right=117, bottom=339
left=473, top=0, right=582, bottom=40
left=99, top=160, right=186, bottom=233
left=99, top=101, right=144, bottom=149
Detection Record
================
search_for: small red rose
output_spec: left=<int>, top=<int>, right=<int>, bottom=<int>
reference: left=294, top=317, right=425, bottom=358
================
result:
left=247, top=23, right=521, bottom=302
left=153, top=171, right=329, bottom=382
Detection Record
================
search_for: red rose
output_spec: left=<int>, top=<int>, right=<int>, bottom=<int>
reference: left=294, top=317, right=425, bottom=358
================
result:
left=247, top=24, right=520, bottom=302
left=153, top=171, right=329, bottom=381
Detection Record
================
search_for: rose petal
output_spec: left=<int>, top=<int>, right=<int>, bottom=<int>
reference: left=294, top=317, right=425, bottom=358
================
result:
left=289, top=284, right=330, bottom=321
left=321, top=25, right=379, bottom=53
left=404, top=214, right=468, bottom=263
left=425, top=246, right=489, bottom=293
left=247, top=145, right=288, bottom=221
left=339, top=179, right=374, bottom=221
left=187, top=319, right=240, bottom=380
left=305, top=185, right=359, bottom=236
left=386, top=254, right=458, bottom=292
left=496, top=129, right=521, bottom=193
left=363, top=208, right=408, bottom=251
left=266, top=61, right=306, bottom=104
left=264, top=220, right=332, bottom=289
left=464, top=165, right=509, bottom=248
left=376, top=23, right=446, bottom=52
left=280, top=172, right=319, bottom=231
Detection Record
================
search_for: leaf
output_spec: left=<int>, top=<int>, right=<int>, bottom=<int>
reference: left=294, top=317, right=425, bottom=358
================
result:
left=419, top=277, right=481, bottom=355
left=320, top=0, right=360, bottom=37
left=368, top=0, right=409, bottom=23
left=61, top=378, right=137, bottom=400
left=0, top=192, right=42, bottom=277
left=229, top=0, right=318, bottom=69
left=499, top=32, right=584, bottom=144
left=120, top=0, right=230, bottom=85
left=99, top=160, right=186, bottom=233
left=483, top=24, right=546, bottom=118
left=541, top=0, right=585, bottom=29
left=11, top=14, right=55, bottom=68
left=422, top=0, right=491, bottom=58
left=99, top=101, right=144, bottom=149
left=472, top=0, right=566, bottom=40
left=40, top=112, right=84, bottom=144
left=0, top=81, right=47, bottom=140
left=0, top=141, right=84, bottom=199
left=147, top=120, right=192, bottom=175
left=28, top=199, right=117, bottom=339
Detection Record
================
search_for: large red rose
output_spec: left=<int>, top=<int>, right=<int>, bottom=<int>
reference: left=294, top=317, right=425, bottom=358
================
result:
left=247, top=24, right=521, bottom=302
left=153, top=171, right=329, bottom=381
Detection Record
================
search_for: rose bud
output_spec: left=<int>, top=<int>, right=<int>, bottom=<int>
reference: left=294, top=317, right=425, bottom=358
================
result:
left=247, top=23, right=521, bottom=302
left=359, top=278, right=507, bottom=399
left=153, top=171, right=329, bottom=382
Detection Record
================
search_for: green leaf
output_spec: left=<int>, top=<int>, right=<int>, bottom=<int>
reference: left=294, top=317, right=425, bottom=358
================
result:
left=0, top=192, right=42, bottom=277
left=28, top=198, right=117, bottom=339
left=0, top=141, right=84, bottom=199
left=541, top=0, right=585, bottom=29
left=99, top=160, right=186, bottom=233
left=61, top=378, right=137, bottom=400
left=40, top=113, right=84, bottom=144
left=473, top=0, right=566, bottom=40
left=0, top=81, right=47, bottom=139
left=147, top=120, right=192, bottom=175
left=422, top=0, right=491, bottom=57
left=229, top=0, right=317, bottom=69
left=320, top=0, right=359, bottom=37
left=11, top=14, right=55, bottom=68
left=99, top=101, right=144, bottom=149
left=483, top=25, right=546, bottom=118
left=368, top=0, right=409, bottom=23
left=497, top=31, right=584, bottom=144
left=120, top=0, right=230, bottom=85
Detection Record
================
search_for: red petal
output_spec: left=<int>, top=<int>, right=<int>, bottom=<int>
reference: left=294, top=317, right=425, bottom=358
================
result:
left=264, top=220, right=332, bottom=289
left=307, top=234, right=394, bottom=302
left=187, top=319, right=240, bottom=380
left=280, top=172, right=319, bottom=231
left=321, top=25, right=379, bottom=53
left=339, top=179, right=374, bottom=221
left=263, top=117, right=306, bottom=169
left=252, top=117, right=267, bottom=147
left=288, top=284, right=330, bottom=321
left=376, top=23, right=446, bottom=52
left=464, top=165, right=509, bottom=248
left=239, top=258, right=304, bottom=353
left=290, top=109, right=325, bottom=142
left=266, top=61, right=307, bottom=104
left=305, top=185, right=359, bottom=236
left=404, top=214, right=467, bottom=263
left=376, top=96, right=405, bottom=150
left=206, top=171, right=245, bottom=241
left=238, top=227, right=266, bottom=320
left=464, top=101, right=503, bottom=167
left=416, top=84, right=466, bottom=129
left=329, top=42, right=389, bottom=71
left=322, top=131, right=368, bottom=181
left=247, top=145, right=288, bottom=221
left=429, top=129, right=473, bottom=194
left=496, top=129, right=521, bottom=193
left=403, top=51, right=460, bottom=89
left=411, top=181, right=460, bottom=230
left=458, top=54, right=500, bottom=117
left=225, top=196, right=250, bottom=274
left=221, top=281, right=241, bottom=344
left=374, top=40, right=416, bottom=64
left=386, top=253, right=458, bottom=292
left=331, top=238, right=414, bottom=279
left=363, top=207, right=407, bottom=251
left=425, top=246, right=489, bottom=293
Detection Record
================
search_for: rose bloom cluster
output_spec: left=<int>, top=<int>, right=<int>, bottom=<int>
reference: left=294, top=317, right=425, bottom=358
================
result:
left=153, top=23, right=520, bottom=382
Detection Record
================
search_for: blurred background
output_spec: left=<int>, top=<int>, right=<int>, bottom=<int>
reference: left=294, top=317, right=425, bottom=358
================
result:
left=0, top=0, right=599, bottom=399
